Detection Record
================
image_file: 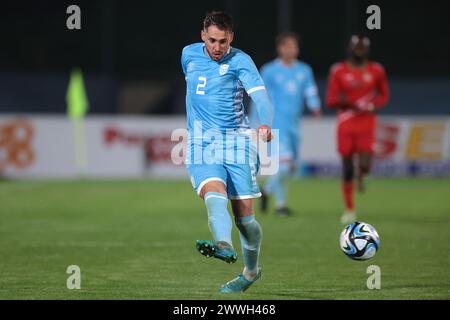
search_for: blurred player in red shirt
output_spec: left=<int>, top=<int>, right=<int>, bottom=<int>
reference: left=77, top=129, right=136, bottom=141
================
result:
left=326, top=35, right=389, bottom=224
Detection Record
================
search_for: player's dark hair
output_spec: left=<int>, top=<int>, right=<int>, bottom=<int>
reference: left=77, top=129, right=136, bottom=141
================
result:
left=276, top=31, right=300, bottom=47
left=203, top=11, right=233, bottom=32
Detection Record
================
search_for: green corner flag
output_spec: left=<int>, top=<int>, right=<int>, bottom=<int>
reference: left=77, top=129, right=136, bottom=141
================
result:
left=67, top=68, right=89, bottom=176
left=66, top=68, right=89, bottom=119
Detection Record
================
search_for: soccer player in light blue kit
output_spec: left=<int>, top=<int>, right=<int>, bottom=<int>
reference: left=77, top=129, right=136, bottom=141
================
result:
left=181, top=12, right=273, bottom=293
left=251, top=32, right=321, bottom=216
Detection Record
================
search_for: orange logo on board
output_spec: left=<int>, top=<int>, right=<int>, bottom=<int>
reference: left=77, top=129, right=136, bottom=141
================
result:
left=0, top=119, right=35, bottom=171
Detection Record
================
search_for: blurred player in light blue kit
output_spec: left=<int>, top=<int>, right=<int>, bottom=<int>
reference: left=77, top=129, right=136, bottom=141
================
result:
left=181, top=12, right=273, bottom=293
left=251, top=32, right=321, bottom=216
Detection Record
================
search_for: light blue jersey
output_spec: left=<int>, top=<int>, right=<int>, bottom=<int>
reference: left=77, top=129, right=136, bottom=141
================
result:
left=181, top=43, right=273, bottom=199
left=251, top=59, right=320, bottom=161
left=182, top=43, right=271, bottom=136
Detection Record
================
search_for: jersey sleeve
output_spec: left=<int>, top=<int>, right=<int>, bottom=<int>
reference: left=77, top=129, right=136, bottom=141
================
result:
left=237, top=54, right=272, bottom=126
left=372, top=64, right=389, bottom=109
left=325, top=64, right=342, bottom=109
left=181, top=46, right=189, bottom=75
left=303, top=66, right=321, bottom=112
left=237, top=53, right=266, bottom=95
left=248, top=64, right=272, bottom=128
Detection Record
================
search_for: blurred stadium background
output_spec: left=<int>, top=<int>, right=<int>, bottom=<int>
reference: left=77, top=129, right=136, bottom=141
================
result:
left=0, top=0, right=449, bottom=299
left=1, top=0, right=449, bottom=179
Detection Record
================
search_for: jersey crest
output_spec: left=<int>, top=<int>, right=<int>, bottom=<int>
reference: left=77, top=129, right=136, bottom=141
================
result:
left=219, top=64, right=229, bottom=76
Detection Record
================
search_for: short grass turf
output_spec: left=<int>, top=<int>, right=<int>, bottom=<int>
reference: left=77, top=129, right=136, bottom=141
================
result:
left=0, top=178, right=449, bottom=300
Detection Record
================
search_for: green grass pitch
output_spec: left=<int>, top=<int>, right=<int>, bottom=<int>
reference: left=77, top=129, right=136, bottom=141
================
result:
left=0, top=178, right=449, bottom=299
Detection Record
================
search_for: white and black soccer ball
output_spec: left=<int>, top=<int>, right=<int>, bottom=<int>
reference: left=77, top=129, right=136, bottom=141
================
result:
left=339, top=221, right=380, bottom=260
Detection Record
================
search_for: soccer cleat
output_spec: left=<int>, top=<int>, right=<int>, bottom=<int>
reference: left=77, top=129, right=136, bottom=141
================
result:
left=340, top=211, right=357, bottom=224
left=260, top=191, right=269, bottom=213
left=195, top=240, right=237, bottom=264
left=219, top=269, right=262, bottom=293
left=275, top=206, right=292, bottom=217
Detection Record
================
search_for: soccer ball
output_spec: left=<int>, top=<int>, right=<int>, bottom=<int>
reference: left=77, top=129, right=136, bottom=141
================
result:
left=339, top=221, right=380, bottom=260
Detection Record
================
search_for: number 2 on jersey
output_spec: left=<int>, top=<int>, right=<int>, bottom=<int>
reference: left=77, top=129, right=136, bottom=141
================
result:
left=196, top=76, right=206, bottom=95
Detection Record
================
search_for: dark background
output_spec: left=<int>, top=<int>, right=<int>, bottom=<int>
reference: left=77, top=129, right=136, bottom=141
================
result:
left=0, top=0, right=449, bottom=114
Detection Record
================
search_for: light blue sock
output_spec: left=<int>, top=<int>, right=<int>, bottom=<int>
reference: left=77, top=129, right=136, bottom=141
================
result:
left=265, top=163, right=290, bottom=208
left=204, top=192, right=233, bottom=245
left=235, top=215, right=262, bottom=277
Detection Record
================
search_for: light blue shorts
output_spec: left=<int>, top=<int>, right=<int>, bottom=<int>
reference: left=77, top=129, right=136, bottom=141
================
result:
left=186, top=136, right=261, bottom=199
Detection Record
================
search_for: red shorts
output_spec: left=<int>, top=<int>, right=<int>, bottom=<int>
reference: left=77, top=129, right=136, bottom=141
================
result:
left=337, top=115, right=376, bottom=156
